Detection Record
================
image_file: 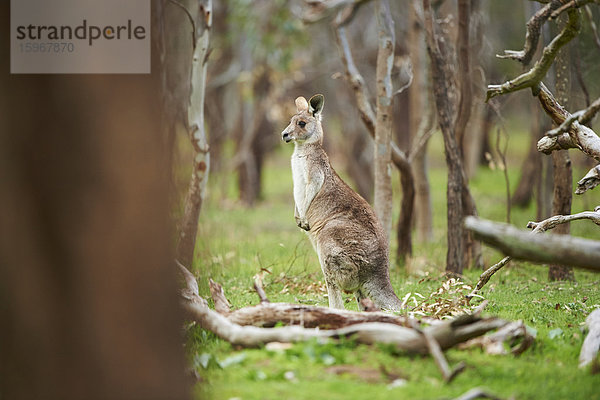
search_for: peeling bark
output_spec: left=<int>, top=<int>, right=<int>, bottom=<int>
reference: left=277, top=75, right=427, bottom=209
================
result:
left=175, top=0, right=212, bottom=267
left=373, top=0, right=395, bottom=239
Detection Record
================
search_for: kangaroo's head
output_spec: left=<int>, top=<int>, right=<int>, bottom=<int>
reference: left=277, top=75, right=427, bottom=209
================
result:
left=282, top=94, right=324, bottom=145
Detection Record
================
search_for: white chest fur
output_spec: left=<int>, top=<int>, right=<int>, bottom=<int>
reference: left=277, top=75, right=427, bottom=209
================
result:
left=291, top=145, right=325, bottom=220
left=291, top=150, right=309, bottom=214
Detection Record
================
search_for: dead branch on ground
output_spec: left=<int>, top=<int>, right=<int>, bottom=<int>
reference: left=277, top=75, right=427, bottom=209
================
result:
left=467, top=208, right=600, bottom=297
left=460, top=320, right=535, bottom=356
left=178, top=265, right=529, bottom=372
left=464, top=216, right=600, bottom=271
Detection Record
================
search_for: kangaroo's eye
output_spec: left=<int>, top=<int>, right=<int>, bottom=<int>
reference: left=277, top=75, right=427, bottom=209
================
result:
left=298, top=121, right=306, bottom=128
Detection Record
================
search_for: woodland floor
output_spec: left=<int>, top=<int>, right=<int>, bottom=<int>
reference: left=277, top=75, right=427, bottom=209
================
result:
left=184, top=126, right=600, bottom=400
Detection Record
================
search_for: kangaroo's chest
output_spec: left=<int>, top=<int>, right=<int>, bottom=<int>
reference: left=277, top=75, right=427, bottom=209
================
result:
left=291, top=153, right=309, bottom=207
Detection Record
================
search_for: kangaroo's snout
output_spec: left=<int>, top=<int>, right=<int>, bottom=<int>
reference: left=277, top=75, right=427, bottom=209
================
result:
left=282, top=125, right=294, bottom=143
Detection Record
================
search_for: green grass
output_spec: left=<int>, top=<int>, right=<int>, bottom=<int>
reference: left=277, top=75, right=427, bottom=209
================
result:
left=188, top=131, right=600, bottom=400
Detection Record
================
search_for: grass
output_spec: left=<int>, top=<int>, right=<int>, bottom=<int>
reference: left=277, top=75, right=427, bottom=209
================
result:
left=187, top=129, right=600, bottom=400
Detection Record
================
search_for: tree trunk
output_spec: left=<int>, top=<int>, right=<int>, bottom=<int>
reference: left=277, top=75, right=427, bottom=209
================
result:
left=549, top=14, right=575, bottom=282
left=408, top=0, right=433, bottom=243
left=373, top=0, right=395, bottom=240
left=174, top=0, right=212, bottom=268
left=512, top=102, right=543, bottom=208
left=462, top=0, right=486, bottom=178
left=397, top=160, right=415, bottom=261
left=423, top=0, right=466, bottom=275
left=0, top=2, right=189, bottom=398
left=455, top=0, right=472, bottom=157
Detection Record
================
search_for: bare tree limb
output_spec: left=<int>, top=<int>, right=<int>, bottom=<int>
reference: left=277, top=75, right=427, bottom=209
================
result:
left=526, top=206, right=600, bottom=231
left=546, top=96, right=600, bottom=137
left=496, top=0, right=562, bottom=65
left=579, top=309, right=600, bottom=368
left=486, top=9, right=580, bottom=101
left=536, top=83, right=600, bottom=163
left=464, top=216, right=600, bottom=271
left=550, top=0, right=597, bottom=19
left=577, top=165, right=600, bottom=194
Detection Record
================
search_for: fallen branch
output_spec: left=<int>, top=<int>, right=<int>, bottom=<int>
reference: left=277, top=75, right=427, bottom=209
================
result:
left=184, top=291, right=508, bottom=351
left=253, top=273, right=270, bottom=304
left=460, top=320, right=535, bottom=356
left=579, top=308, right=600, bottom=368
left=464, top=216, right=600, bottom=271
left=467, top=209, right=600, bottom=297
left=179, top=266, right=514, bottom=356
left=467, top=256, right=511, bottom=299
left=209, top=278, right=232, bottom=314
left=410, top=318, right=466, bottom=383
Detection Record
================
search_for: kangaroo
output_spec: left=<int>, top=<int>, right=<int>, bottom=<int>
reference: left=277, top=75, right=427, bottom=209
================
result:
left=281, top=94, right=403, bottom=312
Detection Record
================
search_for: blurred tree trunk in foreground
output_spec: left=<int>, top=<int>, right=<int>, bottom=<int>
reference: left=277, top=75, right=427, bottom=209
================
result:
left=0, top=2, right=189, bottom=399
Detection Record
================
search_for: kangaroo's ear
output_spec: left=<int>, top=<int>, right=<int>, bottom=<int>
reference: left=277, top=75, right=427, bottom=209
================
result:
left=309, top=94, right=324, bottom=116
left=295, top=96, right=309, bottom=113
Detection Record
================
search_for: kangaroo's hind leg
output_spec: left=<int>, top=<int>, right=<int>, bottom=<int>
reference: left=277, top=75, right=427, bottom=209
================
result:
left=324, top=279, right=344, bottom=309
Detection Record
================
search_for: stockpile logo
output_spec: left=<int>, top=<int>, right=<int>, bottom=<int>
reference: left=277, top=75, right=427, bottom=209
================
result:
left=11, top=0, right=150, bottom=74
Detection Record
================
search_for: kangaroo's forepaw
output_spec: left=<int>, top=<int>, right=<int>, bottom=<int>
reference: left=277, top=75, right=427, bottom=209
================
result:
left=295, top=216, right=310, bottom=231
